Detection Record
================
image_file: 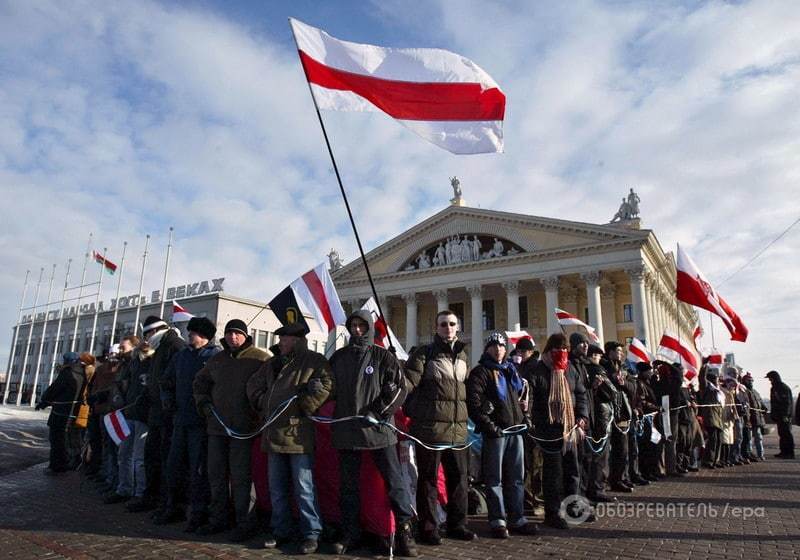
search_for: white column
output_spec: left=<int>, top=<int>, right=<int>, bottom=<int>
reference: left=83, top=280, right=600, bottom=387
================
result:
left=600, top=283, right=617, bottom=343
left=645, top=274, right=659, bottom=352
left=402, top=292, right=418, bottom=349
left=626, top=266, right=651, bottom=344
left=502, top=281, right=520, bottom=331
left=433, top=289, right=449, bottom=313
left=467, top=284, right=483, bottom=365
left=581, top=271, right=604, bottom=344
left=541, top=276, right=560, bottom=336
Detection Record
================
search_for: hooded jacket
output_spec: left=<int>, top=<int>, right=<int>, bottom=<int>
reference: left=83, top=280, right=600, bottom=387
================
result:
left=404, top=334, right=470, bottom=445
left=768, top=372, right=793, bottom=422
left=193, top=337, right=271, bottom=436
left=161, top=341, right=221, bottom=427
left=146, top=327, right=186, bottom=426
left=328, top=310, right=406, bottom=450
left=247, top=338, right=332, bottom=454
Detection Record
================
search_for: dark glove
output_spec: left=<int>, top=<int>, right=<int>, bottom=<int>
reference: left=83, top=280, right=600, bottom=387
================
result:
left=201, top=403, right=213, bottom=418
left=485, top=425, right=504, bottom=439
left=86, top=394, right=98, bottom=406
left=524, top=416, right=533, bottom=431
left=381, top=381, right=398, bottom=399
left=308, top=378, right=325, bottom=397
left=35, top=402, right=46, bottom=411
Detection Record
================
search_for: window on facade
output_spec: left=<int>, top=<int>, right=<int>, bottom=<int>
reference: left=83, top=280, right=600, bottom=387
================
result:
left=256, top=331, right=268, bottom=348
left=482, top=299, right=495, bottom=331
left=519, top=296, right=529, bottom=328
left=584, top=307, right=590, bottom=324
left=623, top=304, right=634, bottom=323
left=449, top=303, right=465, bottom=330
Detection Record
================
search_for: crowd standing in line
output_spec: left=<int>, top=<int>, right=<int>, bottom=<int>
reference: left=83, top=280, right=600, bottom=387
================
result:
left=36, top=310, right=797, bottom=555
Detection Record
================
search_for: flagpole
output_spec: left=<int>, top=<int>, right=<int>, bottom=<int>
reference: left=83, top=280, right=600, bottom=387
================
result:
left=159, top=227, right=173, bottom=318
left=89, top=247, right=108, bottom=353
left=70, top=233, right=93, bottom=352
left=3, top=270, right=31, bottom=406
left=17, top=267, right=44, bottom=405
left=289, top=21, right=392, bottom=350
left=133, top=235, right=150, bottom=337
left=30, top=264, right=56, bottom=408
left=708, top=311, right=716, bottom=349
left=48, top=260, right=72, bottom=386
left=110, top=242, right=127, bottom=345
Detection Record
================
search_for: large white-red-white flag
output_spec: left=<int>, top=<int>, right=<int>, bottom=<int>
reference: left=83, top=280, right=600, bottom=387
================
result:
left=172, top=301, right=194, bottom=323
left=103, top=410, right=131, bottom=446
left=657, top=331, right=699, bottom=380
left=627, top=337, right=653, bottom=364
left=269, top=263, right=347, bottom=335
left=554, top=308, right=600, bottom=343
left=361, top=297, right=408, bottom=361
left=675, top=245, right=748, bottom=342
left=290, top=18, right=506, bottom=154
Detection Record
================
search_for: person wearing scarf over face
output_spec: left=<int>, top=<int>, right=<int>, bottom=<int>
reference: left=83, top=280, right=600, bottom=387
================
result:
left=466, top=332, right=537, bottom=538
left=527, top=333, right=589, bottom=529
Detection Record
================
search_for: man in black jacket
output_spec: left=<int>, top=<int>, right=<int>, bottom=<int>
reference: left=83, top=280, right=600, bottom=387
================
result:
left=328, top=310, right=417, bottom=557
left=404, top=310, right=474, bottom=544
left=603, top=341, right=633, bottom=492
left=584, top=344, right=618, bottom=500
left=766, top=370, right=795, bottom=458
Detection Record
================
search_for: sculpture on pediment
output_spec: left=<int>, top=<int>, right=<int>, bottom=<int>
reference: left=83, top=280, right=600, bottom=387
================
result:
left=433, top=242, right=446, bottom=266
left=327, top=248, right=343, bottom=271
left=416, top=251, right=431, bottom=269
left=488, top=237, right=505, bottom=258
left=450, top=176, right=464, bottom=206
left=471, top=235, right=481, bottom=261
left=627, top=188, right=640, bottom=217
left=610, top=188, right=641, bottom=222
left=401, top=234, right=525, bottom=271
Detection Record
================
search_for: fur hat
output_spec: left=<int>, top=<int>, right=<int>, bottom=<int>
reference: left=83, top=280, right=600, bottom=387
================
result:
left=187, top=317, right=216, bottom=340
left=275, top=322, right=310, bottom=337
left=224, top=319, right=248, bottom=336
left=142, top=315, right=167, bottom=335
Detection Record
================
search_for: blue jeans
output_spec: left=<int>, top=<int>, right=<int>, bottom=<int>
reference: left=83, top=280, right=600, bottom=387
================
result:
left=482, top=434, right=527, bottom=528
left=102, top=429, right=119, bottom=488
left=117, top=420, right=147, bottom=497
left=753, top=426, right=764, bottom=459
left=268, top=452, right=322, bottom=540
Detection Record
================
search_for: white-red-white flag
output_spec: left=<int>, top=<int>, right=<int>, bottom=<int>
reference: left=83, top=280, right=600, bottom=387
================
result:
left=290, top=18, right=506, bottom=154
left=505, top=330, right=535, bottom=347
left=172, top=301, right=194, bottom=323
left=290, top=263, right=348, bottom=334
left=627, top=337, right=653, bottom=364
left=361, top=297, right=408, bottom=361
left=554, top=308, right=600, bottom=343
left=707, top=351, right=723, bottom=366
left=657, top=331, right=699, bottom=380
left=103, top=410, right=131, bottom=445
left=692, top=325, right=703, bottom=351
left=676, top=245, right=748, bottom=342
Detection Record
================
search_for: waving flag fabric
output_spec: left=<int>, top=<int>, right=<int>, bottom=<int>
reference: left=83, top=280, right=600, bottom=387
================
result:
left=505, top=330, right=534, bottom=347
left=676, top=245, right=748, bottom=342
left=269, top=263, right=347, bottom=335
left=657, top=331, right=699, bottom=380
left=361, top=297, right=408, bottom=360
left=290, top=18, right=506, bottom=154
left=103, top=410, right=130, bottom=445
left=627, top=337, right=653, bottom=364
left=554, top=308, right=600, bottom=343
left=93, top=251, right=117, bottom=275
left=171, top=301, right=194, bottom=323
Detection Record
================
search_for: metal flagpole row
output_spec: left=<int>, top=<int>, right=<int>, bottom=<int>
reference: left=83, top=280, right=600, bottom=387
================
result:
left=3, top=270, right=31, bottom=405
left=88, top=247, right=108, bottom=353
left=48, top=260, right=72, bottom=387
left=159, top=227, right=173, bottom=319
left=17, top=268, right=44, bottom=406
left=133, top=235, right=150, bottom=337
left=110, top=242, right=127, bottom=346
left=70, top=234, right=93, bottom=352
left=30, top=264, right=56, bottom=408
left=289, top=22, right=393, bottom=351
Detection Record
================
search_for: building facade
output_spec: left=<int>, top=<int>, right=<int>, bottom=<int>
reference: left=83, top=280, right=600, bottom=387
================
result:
left=332, top=202, right=698, bottom=364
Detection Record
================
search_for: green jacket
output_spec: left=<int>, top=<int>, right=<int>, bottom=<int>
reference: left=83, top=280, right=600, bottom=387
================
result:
left=247, top=340, right=332, bottom=454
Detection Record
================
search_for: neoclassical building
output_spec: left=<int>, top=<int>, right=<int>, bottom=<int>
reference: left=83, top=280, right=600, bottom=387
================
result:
left=331, top=196, right=698, bottom=364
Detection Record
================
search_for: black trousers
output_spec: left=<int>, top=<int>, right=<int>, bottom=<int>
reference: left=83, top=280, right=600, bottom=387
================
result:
left=415, top=445, right=469, bottom=533
left=143, top=424, right=161, bottom=503
left=609, top=426, right=629, bottom=485
left=207, top=434, right=252, bottom=527
left=339, top=447, right=414, bottom=538
left=48, top=424, right=69, bottom=471
left=777, top=420, right=795, bottom=456
left=541, top=443, right=580, bottom=518
left=704, top=427, right=722, bottom=466
left=86, top=414, right=103, bottom=474
left=586, top=442, right=609, bottom=498
left=167, top=424, right=210, bottom=519
left=627, top=423, right=641, bottom=481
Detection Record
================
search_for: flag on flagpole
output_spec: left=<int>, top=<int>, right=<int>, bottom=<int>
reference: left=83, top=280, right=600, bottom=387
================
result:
left=554, top=308, right=600, bottom=343
left=361, top=297, right=408, bottom=360
left=290, top=18, right=506, bottom=155
left=269, top=263, right=347, bottom=334
left=92, top=250, right=117, bottom=275
left=676, top=244, right=748, bottom=342
left=172, top=301, right=194, bottom=323
left=627, top=337, right=653, bottom=364
left=657, top=331, right=699, bottom=380
left=505, top=330, right=535, bottom=347
left=707, top=351, right=723, bottom=366
left=103, top=410, right=131, bottom=445
left=692, top=325, right=703, bottom=351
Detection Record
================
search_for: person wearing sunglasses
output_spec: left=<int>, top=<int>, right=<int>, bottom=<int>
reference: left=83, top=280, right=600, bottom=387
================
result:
left=404, top=310, right=475, bottom=545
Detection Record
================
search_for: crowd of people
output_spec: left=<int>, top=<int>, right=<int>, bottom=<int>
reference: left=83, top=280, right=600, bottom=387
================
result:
left=36, top=309, right=797, bottom=555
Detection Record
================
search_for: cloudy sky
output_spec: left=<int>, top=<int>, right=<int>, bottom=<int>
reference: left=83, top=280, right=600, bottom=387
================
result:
left=1, top=0, right=798, bottom=396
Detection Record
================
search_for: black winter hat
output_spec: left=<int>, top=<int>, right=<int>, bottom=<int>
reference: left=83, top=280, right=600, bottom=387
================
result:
left=142, top=315, right=167, bottom=334
left=224, top=319, right=248, bottom=336
left=515, top=337, right=534, bottom=351
left=569, top=332, right=589, bottom=348
left=187, top=317, right=216, bottom=340
left=636, top=362, right=653, bottom=374
left=275, top=322, right=310, bottom=337
left=587, top=344, right=604, bottom=357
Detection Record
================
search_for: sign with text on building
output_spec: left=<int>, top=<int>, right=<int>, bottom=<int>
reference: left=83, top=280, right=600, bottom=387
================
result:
left=21, top=278, right=225, bottom=323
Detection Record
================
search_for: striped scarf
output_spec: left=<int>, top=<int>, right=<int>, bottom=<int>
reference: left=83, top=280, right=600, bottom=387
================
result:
left=543, top=351, right=575, bottom=437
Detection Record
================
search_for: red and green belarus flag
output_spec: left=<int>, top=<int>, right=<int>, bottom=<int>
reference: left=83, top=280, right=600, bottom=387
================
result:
left=93, top=250, right=117, bottom=275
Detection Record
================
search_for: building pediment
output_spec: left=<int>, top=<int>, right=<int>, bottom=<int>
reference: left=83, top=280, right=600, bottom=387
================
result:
left=332, top=206, right=648, bottom=283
